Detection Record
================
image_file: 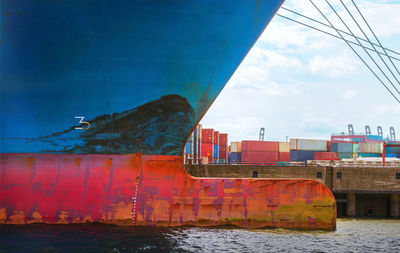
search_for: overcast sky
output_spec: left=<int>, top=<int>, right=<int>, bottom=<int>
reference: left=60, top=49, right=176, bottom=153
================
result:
left=200, top=0, right=400, bottom=143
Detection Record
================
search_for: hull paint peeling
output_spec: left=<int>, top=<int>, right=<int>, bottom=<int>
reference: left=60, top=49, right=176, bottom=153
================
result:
left=0, top=153, right=336, bottom=230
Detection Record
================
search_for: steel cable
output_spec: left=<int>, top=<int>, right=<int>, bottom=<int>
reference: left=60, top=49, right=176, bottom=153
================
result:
left=309, top=0, right=400, bottom=104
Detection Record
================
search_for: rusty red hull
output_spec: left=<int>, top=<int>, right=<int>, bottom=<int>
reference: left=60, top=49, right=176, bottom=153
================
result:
left=0, top=153, right=336, bottom=230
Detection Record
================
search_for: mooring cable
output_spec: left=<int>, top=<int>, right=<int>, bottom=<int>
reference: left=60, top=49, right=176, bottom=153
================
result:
left=276, top=13, right=400, bottom=62
left=280, top=6, right=400, bottom=58
left=324, top=0, right=400, bottom=97
left=309, top=0, right=400, bottom=104
left=349, top=0, right=400, bottom=82
left=340, top=0, right=400, bottom=90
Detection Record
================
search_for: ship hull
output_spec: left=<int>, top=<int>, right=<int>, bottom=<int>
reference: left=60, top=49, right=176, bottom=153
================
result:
left=1, top=0, right=337, bottom=230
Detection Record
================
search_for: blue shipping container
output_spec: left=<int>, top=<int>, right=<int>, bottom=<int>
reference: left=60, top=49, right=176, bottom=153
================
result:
left=185, top=142, right=191, bottom=154
left=214, top=145, right=219, bottom=159
left=385, top=153, right=400, bottom=158
left=386, top=146, right=400, bottom=153
left=290, top=150, right=315, bottom=161
left=228, top=152, right=241, bottom=163
left=366, top=135, right=383, bottom=141
left=331, top=143, right=352, bottom=153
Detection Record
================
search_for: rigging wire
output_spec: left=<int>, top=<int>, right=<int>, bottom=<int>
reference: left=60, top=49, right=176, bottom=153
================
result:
left=323, top=0, right=400, bottom=97
left=339, top=0, right=400, bottom=89
left=308, top=0, right=400, bottom=104
left=349, top=0, right=400, bottom=80
left=276, top=13, right=400, bottom=62
left=280, top=6, right=400, bottom=58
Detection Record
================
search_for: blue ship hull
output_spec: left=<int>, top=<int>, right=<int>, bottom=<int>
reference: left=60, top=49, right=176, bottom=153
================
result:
left=1, top=0, right=284, bottom=155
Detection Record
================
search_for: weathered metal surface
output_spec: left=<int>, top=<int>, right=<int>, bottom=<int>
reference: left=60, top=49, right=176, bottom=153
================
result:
left=0, top=153, right=336, bottom=230
left=0, top=0, right=337, bottom=230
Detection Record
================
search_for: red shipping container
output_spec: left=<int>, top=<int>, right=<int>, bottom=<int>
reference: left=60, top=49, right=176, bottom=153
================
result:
left=219, top=146, right=227, bottom=160
left=278, top=152, right=290, bottom=161
left=219, top=133, right=228, bottom=147
left=242, top=141, right=279, bottom=152
left=327, top=141, right=331, bottom=152
left=201, top=129, right=214, bottom=143
left=213, top=131, right=219, bottom=145
left=241, top=151, right=278, bottom=163
left=314, top=152, right=338, bottom=160
left=201, top=142, right=213, bottom=157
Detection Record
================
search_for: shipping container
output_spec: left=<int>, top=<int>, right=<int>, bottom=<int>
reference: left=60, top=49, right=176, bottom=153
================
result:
left=218, top=159, right=227, bottom=164
left=278, top=142, right=290, bottom=152
left=228, top=152, right=241, bottom=163
left=201, top=129, right=213, bottom=143
left=327, top=141, right=331, bottom=152
left=314, top=152, right=338, bottom=160
left=242, top=141, right=279, bottom=152
left=219, top=133, right=228, bottom=147
left=219, top=146, right=228, bottom=160
left=358, top=153, right=381, bottom=158
left=337, top=152, right=353, bottom=160
left=213, top=131, right=219, bottom=146
left=385, top=153, right=400, bottom=158
left=277, top=161, right=291, bottom=166
left=366, top=135, right=383, bottom=141
left=330, top=142, right=352, bottom=153
left=358, top=143, right=381, bottom=153
left=242, top=151, right=279, bottom=163
left=290, top=139, right=327, bottom=151
left=290, top=150, right=315, bottom=161
left=278, top=152, right=290, bottom=161
left=201, top=143, right=213, bottom=157
left=230, top=142, right=242, bottom=152
left=386, top=146, right=400, bottom=153
left=352, top=143, right=359, bottom=153
left=214, top=145, right=219, bottom=159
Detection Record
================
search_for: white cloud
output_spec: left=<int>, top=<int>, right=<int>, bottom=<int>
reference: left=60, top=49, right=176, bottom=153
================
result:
left=308, top=53, right=359, bottom=76
left=341, top=89, right=358, bottom=99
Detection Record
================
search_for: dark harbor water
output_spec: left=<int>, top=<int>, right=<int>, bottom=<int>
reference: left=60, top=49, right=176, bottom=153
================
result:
left=1, top=219, right=399, bottom=253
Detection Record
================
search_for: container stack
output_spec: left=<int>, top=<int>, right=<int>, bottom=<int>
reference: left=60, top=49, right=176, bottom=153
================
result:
left=229, top=142, right=241, bottom=163
left=241, top=141, right=279, bottom=164
left=290, top=139, right=328, bottom=161
left=385, top=142, right=400, bottom=158
left=218, top=133, right=228, bottom=163
left=213, top=131, right=219, bottom=163
left=357, top=143, right=382, bottom=158
left=201, top=128, right=214, bottom=164
left=330, top=142, right=353, bottom=159
left=278, top=142, right=290, bottom=161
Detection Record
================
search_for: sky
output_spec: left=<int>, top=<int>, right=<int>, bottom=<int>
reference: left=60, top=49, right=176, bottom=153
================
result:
left=200, top=0, right=400, bottom=142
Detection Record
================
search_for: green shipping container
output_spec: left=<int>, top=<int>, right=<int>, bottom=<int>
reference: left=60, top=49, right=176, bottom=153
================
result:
left=352, top=143, right=359, bottom=153
left=337, top=152, right=353, bottom=159
left=358, top=153, right=381, bottom=158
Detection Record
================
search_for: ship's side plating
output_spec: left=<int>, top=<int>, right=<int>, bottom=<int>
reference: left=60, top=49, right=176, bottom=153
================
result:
left=0, top=0, right=336, bottom=229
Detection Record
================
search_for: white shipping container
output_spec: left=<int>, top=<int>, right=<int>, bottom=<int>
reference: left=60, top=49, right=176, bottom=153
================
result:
left=358, top=143, right=382, bottom=153
left=290, top=139, right=327, bottom=151
left=230, top=142, right=242, bottom=152
left=278, top=142, right=290, bottom=152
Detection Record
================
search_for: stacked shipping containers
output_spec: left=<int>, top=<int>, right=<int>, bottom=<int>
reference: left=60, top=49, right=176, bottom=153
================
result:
left=213, top=131, right=219, bottom=163
left=278, top=142, right=290, bottom=161
left=218, top=133, right=228, bottom=163
left=202, top=128, right=214, bottom=164
left=241, top=141, right=279, bottom=163
left=229, top=142, right=241, bottom=163
left=290, top=139, right=328, bottom=161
